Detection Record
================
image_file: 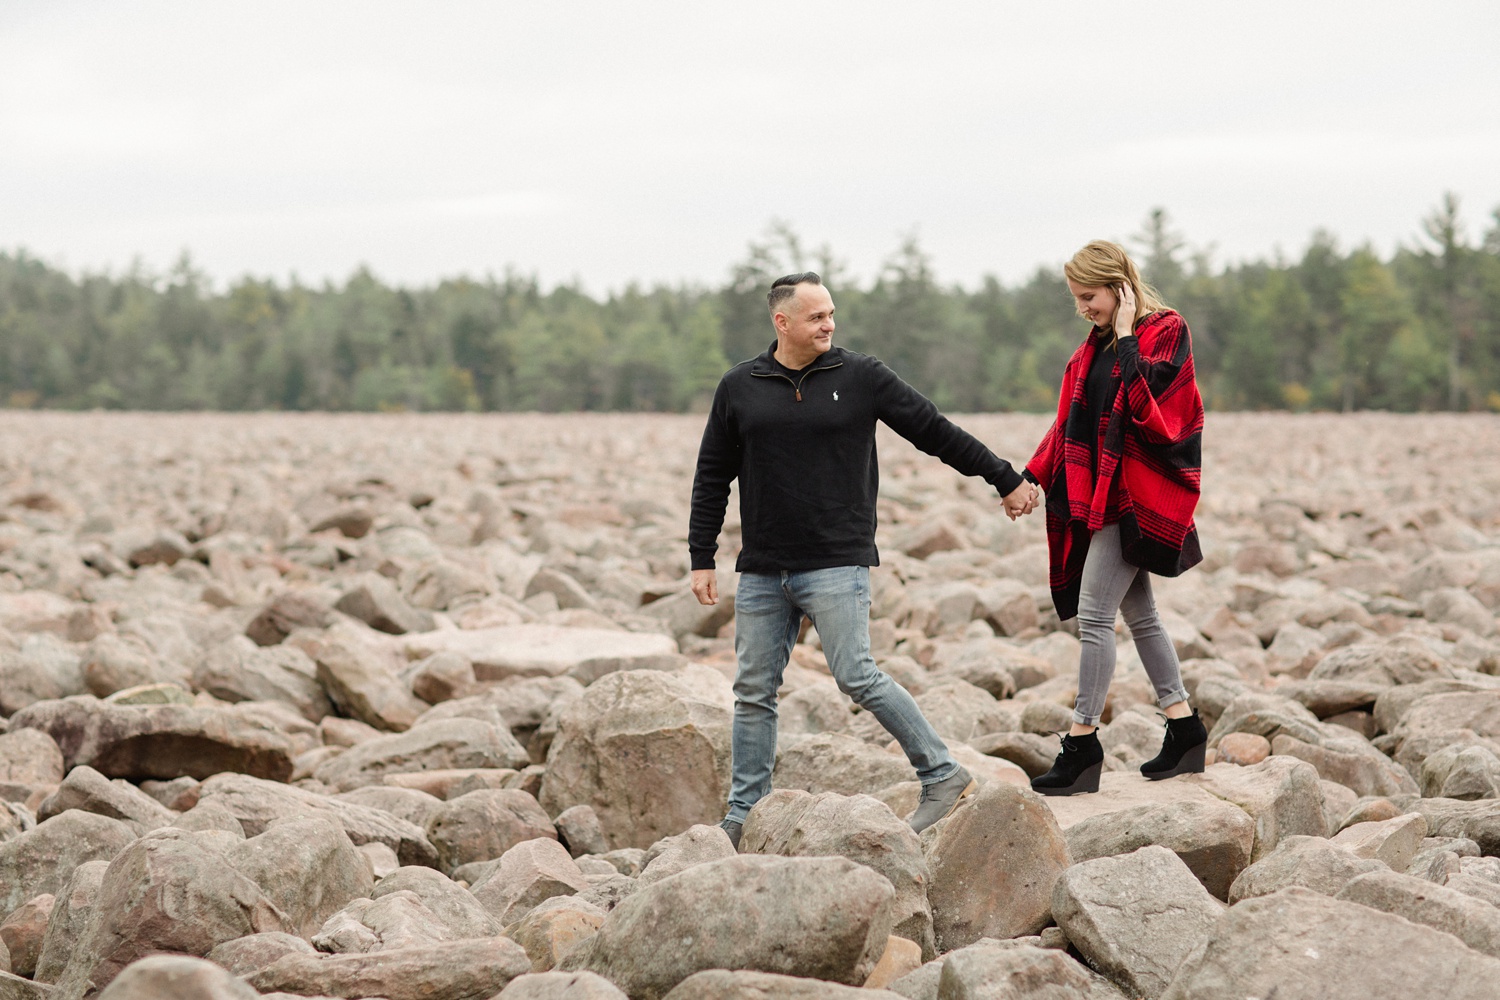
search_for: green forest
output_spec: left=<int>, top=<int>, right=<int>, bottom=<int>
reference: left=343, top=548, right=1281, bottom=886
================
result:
left=3, top=198, right=1499, bottom=414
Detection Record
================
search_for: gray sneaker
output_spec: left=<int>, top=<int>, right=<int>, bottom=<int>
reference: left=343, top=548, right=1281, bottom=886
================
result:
left=720, top=819, right=743, bottom=850
left=909, top=766, right=977, bottom=833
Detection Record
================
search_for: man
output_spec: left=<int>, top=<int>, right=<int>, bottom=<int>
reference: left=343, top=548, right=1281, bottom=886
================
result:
left=689, top=271, right=1038, bottom=847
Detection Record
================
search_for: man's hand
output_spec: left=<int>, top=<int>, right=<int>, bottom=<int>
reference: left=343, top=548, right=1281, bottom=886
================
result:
left=691, top=569, right=719, bottom=606
left=1002, top=481, right=1039, bottom=520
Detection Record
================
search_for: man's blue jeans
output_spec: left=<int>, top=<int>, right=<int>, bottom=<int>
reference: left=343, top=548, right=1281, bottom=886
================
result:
left=724, top=565, right=959, bottom=824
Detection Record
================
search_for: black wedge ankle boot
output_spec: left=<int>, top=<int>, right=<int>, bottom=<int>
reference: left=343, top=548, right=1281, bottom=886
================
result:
left=1141, top=709, right=1208, bottom=780
left=1031, top=731, right=1104, bottom=796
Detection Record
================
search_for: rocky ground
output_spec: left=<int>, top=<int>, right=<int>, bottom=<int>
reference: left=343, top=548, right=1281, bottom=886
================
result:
left=0, top=409, right=1498, bottom=1000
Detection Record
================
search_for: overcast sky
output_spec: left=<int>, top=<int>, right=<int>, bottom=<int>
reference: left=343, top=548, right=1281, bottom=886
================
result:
left=3, top=1, right=1498, bottom=294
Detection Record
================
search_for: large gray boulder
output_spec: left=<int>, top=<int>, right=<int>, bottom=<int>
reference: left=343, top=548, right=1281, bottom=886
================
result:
left=1063, top=797, right=1254, bottom=901
left=32, top=860, right=109, bottom=984
left=1421, top=742, right=1500, bottom=799
left=1405, top=797, right=1500, bottom=855
left=1052, top=846, right=1225, bottom=1000
left=311, top=718, right=530, bottom=792
left=1336, top=868, right=1500, bottom=960
left=332, top=784, right=445, bottom=829
left=8, top=696, right=296, bottom=782
left=1161, top=887, right=1500, bottom=999
left=1205, top=692, right=1326, bottom=747
left=370, top=866, right=500, bottom=938
left=663, top=970, right=905, bottom=999
left=1329, top=812, right=1428, bottom=870
left=246, top=937, right=532, bottom=1000
left=35, top=764, right=178, bottom=831
left=637, top=824, right=737, bottom=887
left=0, top=811, right=138, bottom=918
left=336, top=572, right=436, bottom=635
left=205, top=931, right=316, bottom=979
left=924, top=781, right=1070, bottom=951
left=95, top=954, right=260, bottom=1000
left=1227, top=835, right=1388, bottom=903
left=499, top=970, right=628, bottom=999
left=307, top=623, right=430, bottom=731
left=469, top=837, right=590, bottom=926
left=561, top=854, right=896, bottom=1000
left=0, top=632, right=87, bottom=715
left=936, top=940, right=1125, bottom=1000
left=192, top=636, right=333, bottom=722
left=197, top=771, right=439, bottom=867
left=1269, top=733, right=1418, bottom=798
left=773, top=732, right=916, bottom=797
left=539, top=670, right=731, bottom=851
left=741, top=790, right=933, bottom=956
left=415, top=676, right=585, bottom=747
left=311, top=890, right=459, bottom=953
left=225, top=816, right=374, bottom=938
left=1307, top=638, right=1454, bottom=687
left=52, top=832, right=289, bottom=998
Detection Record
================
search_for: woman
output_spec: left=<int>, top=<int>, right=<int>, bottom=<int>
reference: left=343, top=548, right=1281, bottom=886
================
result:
left=1023, top=240, right=1207, bottom=796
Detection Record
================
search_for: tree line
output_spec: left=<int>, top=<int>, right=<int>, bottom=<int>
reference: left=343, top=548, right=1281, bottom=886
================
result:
left=2, top=197, right=1498, bottom=414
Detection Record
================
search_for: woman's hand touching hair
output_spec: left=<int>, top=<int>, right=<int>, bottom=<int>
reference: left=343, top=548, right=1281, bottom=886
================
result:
left=1113, top=283, right=1138, bottom=340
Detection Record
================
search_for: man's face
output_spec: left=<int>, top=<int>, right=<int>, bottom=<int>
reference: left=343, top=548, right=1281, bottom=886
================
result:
left=775, top=283, right=836, bottom=357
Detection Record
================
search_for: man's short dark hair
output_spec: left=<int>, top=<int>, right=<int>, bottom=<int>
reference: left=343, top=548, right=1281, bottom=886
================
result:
left=767, top=272, right=822, bottom=313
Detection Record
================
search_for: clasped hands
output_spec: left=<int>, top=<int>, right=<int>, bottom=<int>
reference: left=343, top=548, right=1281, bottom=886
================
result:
left=1003, top=480, right=1040, bottom=521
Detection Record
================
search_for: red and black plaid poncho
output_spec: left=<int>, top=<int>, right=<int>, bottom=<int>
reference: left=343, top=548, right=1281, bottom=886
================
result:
left=1024, top=309, right=1204, bottom=620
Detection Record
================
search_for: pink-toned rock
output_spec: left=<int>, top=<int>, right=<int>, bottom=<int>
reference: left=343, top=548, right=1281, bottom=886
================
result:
left=508, top=895, right=607, bottom=971
left=863, top=935, right=923, bottom=989
left=1218, top=732, right=1271, bottom=765
left=0, top=893, right=53, bottom=977
left=425, top=789, right=559, bottom=874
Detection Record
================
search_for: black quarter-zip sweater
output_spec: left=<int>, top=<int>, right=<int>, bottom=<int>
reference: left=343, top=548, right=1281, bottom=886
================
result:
left=689, top=343, right=1025, bottom=573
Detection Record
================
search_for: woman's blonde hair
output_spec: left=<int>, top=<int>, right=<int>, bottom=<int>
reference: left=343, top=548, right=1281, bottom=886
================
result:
left=1064, top=240, right=1168, bottom=341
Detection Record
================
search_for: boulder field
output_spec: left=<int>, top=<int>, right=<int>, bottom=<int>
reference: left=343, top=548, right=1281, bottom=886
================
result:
left=0, top=409, right=1496, bottom=998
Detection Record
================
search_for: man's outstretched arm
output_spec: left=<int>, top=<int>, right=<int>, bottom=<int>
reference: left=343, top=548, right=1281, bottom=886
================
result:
left=872, top=358, right=1027, bottom=499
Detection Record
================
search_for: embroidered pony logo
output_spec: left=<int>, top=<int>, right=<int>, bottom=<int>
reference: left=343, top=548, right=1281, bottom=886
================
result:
left=833, top=391, right=839, bottom=401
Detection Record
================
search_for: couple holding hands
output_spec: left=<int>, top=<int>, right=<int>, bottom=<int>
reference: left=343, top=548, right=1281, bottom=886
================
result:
left=688, top=239, right=1207, bottom=846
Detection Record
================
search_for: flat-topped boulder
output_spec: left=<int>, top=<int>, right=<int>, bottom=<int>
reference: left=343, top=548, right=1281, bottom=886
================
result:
left=403, top=624, right=682, bottom=684
left=8, top=696, right=296, bottom=783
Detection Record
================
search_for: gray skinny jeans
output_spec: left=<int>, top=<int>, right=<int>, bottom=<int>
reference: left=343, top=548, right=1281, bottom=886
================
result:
left=1073, top=523, right=1190, bottom=726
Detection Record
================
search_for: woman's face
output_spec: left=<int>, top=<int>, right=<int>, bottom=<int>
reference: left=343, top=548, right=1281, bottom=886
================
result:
left=1066, top=278, right=1118, bottom=328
